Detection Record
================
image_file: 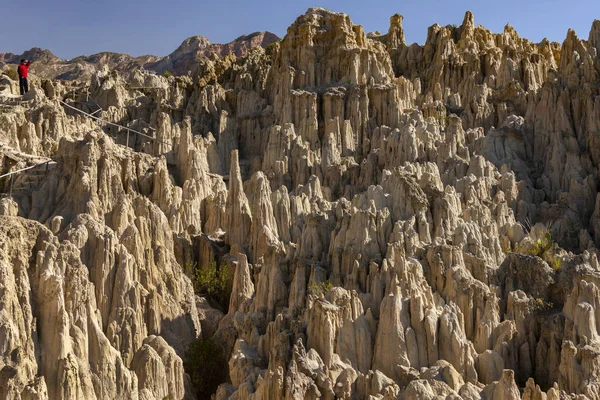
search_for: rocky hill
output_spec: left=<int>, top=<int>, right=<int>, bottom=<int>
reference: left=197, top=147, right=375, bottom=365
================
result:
left=0, top=47, right=61, bottom=65
left=1, top=7, right=600, bottom=400
left=0, top=31, right=279, bottom=80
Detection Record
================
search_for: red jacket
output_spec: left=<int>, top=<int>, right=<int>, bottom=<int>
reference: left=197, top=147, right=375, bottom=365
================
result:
left=17, top=62, right=31, bottom=78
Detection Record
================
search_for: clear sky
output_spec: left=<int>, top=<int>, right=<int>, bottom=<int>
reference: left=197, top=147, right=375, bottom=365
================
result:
left=1, top=0, right=599, bottom=59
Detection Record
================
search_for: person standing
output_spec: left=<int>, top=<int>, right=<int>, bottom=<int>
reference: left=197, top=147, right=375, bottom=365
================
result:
left=17, top=59, right=32, bottom=95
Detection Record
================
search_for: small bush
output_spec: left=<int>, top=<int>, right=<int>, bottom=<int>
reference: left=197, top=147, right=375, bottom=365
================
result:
left=2, top=68, right=18, bottom=81
left=184, top=337, right=228, bottom=399
left=534, top=231, right=553, bottom=256
left=530, top=297, right=553, bottom=313
left=192, top=261, right=233, bottom=310
left=265, top=40, right=280, bottom=57
left=512, top=222, right=563, bottom=271
left=161, top=70, right=173, bottom=78
left=308, top=280, right=333, bottom=297
left=548, top=254, right=562, bottom=271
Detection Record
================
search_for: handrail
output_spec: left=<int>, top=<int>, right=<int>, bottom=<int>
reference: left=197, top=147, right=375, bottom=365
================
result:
left=0, top=158, right=56, bottom=180
left=65, top=87, right=157, bottom=131
left=59, top=99, right=171, bottom=147
left=89, top=108, right=103, bottom=116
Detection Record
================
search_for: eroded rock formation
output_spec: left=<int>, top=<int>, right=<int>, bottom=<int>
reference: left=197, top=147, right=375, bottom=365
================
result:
left=1, top=6, right=600, bottom=400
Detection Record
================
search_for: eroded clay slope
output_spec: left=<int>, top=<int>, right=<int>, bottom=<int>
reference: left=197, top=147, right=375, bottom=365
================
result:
left=1, top=7, right=600, bottom=400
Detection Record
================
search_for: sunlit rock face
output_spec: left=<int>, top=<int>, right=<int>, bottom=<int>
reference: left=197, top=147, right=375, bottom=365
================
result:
left=1, top=6, right=600, bottom=400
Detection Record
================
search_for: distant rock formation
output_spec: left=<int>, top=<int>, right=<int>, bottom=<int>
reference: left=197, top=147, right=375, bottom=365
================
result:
left=0, top=47, right=61, bottom=64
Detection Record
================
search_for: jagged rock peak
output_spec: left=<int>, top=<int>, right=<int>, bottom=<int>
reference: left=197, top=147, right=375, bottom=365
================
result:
left=589, top=19, right=600, bottom=54
left=459, top=10, right=475, bottom=39
left=287, top=7, right=369, bottom=49
left=462, top=10, right=475, bottom=27
left=274, top=7, right=394, bottom=89
left=388, top=13, right=406, bottom=48
left=175, top=36, right=213, bottom=52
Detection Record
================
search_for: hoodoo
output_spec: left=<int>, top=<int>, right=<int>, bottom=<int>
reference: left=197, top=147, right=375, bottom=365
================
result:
left=1, top=7, right=600, bottom=400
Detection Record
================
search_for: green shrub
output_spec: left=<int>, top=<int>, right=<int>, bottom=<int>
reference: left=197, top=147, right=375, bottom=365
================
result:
left=161, top=70, right=173, bottom=78
left=2, top=68, right=18, bottom=81
left=308, top=280, right=333, bottom=297
left=533, top=231, right=554, bottom=256
left=531, top=297, right=553, bottom=313
left=549, top=256, right=562, bottom=271
left=192, top=261, right=233, bottom=310
left=265, top=40, right=280, bottom=57
left=512, top=223, right=563, bottom=271
left=184, top=337, right=228, bottom=399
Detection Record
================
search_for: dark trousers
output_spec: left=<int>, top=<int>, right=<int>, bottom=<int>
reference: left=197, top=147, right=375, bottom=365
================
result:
left=19, top=77, right=28, bottom=95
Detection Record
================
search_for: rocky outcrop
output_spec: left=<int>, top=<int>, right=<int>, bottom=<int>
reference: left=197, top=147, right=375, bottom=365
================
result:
left=2, top=6, right=600, bottom=400
left=0, top=128, right=201, bottom=398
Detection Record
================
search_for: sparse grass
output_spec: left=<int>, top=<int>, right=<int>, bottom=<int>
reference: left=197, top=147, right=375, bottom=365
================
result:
left=308, top=280, right=333, bottom=297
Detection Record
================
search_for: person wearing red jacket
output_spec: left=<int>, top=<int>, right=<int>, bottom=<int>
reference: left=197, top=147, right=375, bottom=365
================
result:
left=17, top=59, right=32, bottom=95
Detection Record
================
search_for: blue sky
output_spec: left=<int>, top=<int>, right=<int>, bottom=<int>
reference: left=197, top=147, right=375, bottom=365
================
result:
left=1, top=0, right=599, bottom=59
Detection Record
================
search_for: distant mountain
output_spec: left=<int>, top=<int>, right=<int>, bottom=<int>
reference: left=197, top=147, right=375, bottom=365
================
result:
left=0, top=47, right=61, bottom=64
left=146, top=32, right=280, bottom=75
left=0, top=32, right=280, bottom=81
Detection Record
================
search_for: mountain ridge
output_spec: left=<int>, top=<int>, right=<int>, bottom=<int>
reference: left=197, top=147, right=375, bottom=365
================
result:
left=0, top=31, right=280, bottom=80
